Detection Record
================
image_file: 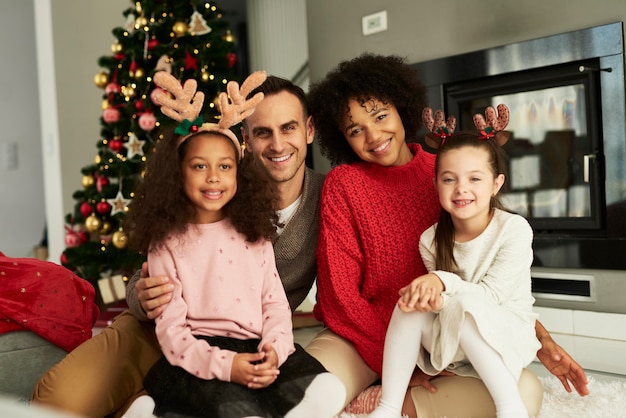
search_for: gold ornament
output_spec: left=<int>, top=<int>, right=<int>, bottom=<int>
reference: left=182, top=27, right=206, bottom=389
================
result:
left=102, top=99, right=109, bottom=110
left=112, top=229, right=128, bottom=249
left=94, top=71, right=109, bottom=88
left=82, top=174, right=95, bottom=188
left=122, top=85, right=136, bottom=98
left=135, top=15, right=148, bottom=30
left=222, top=29, right=235, bottom=43
left=84, top=214, right=102, bottom=233
left=172, top=21, right=188, bottom=37
left=133, top=68, right=145, bottom=79
left=99, top=220, right=113, bottom=235
left=94, top=155, right=102, bottom=164
left=111, top=42, right=123, bottom=54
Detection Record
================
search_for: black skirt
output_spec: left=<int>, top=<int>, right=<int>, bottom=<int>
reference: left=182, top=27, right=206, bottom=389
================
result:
left=144, top=336, right=327, bottom=418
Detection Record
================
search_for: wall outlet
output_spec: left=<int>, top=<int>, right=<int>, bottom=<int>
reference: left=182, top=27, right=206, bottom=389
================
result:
left=362, top=10, right=387, bottom=36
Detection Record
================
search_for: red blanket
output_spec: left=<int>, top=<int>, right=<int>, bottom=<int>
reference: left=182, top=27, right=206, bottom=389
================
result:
left=0, top=251, right=99, bottom=352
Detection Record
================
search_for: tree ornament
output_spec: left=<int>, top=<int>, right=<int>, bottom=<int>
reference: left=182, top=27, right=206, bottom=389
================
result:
left=150, top=87, right=166, bottom=105
left=226, top=52, right=237, bottom=68
left=96, top=200, right=112, bottom=215
left=103, top=107, right=121, bottom=123
left=105, top=82, right=121, bottom=95
left=79, top=201, right=93, bottom=217
left=99, top=219, right=113, bottom=235
left=155, top=55, right=172, bottom=73
left=122, top=85, right=137, bottom=99
left=107, top=190, right=131, bottom=215
left=94, top=155, right=102, bottom=164
left=60, top=252, right=69, bottom=266
left=84, top=214, right=102, bottom=233
left=96, top=175, right=109, bottom=192
left=112, top=229, right=128, bottom=249
left=189, top=11, right=212, bottom=36
left=184, top=50, right=199, bottom=71
left=82, top=174, right=95, bottom=189
left=65, top=230, right=81, bottom=248
left=172, top=21, right=188, bottom=37
left=135, top=15, right=149, bottom=31
left=78, top=230, right=90, bottom=244
left=109, top=138, right=124, bottom=153
left=102, top=99, right=110, bottom=110
left=94, top=71, right=109, bottom=88
left=124, top=133, right=146, bottom=159
left=133, top=67, right=145, bottom=79
left=138, top=112, right=156, bottom=131
left=222, top=29, right=234, bottom=43
left=147, top=38, right=159, bottom=50
left=124, top=12, right=136, bottom=33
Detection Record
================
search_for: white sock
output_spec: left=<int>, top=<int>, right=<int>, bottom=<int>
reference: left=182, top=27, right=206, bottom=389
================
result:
left=459, top=315, right=528, bottom=418
left=369, top=307, right=435, bottom=418
left=121, top=395, right=157, bottom=418
left=285, top=372, right=346, bottom=418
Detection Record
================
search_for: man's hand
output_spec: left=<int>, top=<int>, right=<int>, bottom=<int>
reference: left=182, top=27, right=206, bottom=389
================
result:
left=136, top=262, right=174, bottom=319
left=230, top=344, right=280, bottom=389
left=407, top=366, right=455, bottom=393
left=536, top=321, right=589, bottom=396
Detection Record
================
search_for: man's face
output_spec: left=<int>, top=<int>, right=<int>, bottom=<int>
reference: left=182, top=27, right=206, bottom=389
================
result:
left=241, top=91, right=314, bottom=184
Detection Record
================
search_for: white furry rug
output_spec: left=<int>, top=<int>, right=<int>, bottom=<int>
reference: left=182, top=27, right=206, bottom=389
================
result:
left=337, top=376, right=626, bottom=418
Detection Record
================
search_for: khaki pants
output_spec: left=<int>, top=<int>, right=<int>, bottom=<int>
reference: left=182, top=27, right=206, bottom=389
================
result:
left=31, top=311, right=161, bottom=418
left=305, top=328, right=544, bottom=418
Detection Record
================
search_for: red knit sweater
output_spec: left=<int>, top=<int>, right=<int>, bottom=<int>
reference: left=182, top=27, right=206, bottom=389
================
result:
left=314, top=143, right=441, bottom=375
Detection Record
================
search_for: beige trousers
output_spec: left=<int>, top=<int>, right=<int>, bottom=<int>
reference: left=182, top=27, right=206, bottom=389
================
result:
left=305, top=328, right=544, bottom=418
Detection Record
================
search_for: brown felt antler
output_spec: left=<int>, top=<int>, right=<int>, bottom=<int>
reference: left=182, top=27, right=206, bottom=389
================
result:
left=473, top=104, right=511, bottom=146
left=152, top=70, right=267, bottom=158
left=422, top=107, right=457, bottom=149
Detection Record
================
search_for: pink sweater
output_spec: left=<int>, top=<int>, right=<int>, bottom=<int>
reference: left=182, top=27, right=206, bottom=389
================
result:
left=149, top=219, right=295, bottom=382
left=314, top=143, right=441, bottom=375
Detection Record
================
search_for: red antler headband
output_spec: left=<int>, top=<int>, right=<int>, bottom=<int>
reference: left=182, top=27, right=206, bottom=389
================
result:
left=473, top=104, right=511, bottom=146
left=152, top=70, right=267, bottom=159
left=422, top=107, right=457, bottom=149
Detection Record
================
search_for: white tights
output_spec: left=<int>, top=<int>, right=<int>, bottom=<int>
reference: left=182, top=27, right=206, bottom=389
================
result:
left=369, top=306, right=528, bottom=418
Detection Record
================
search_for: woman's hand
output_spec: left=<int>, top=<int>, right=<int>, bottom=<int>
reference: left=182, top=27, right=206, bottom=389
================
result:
left=230, top=343, right=280, bottom=389
left=407, top=366, right=455, bottom=393
left=398, top=273, right=444, bottom=312
left=135, top=262, right=175, bottom=319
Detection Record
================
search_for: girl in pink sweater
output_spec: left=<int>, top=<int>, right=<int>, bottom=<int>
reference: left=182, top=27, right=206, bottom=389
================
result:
left=122, top=72, right=344, bottom=418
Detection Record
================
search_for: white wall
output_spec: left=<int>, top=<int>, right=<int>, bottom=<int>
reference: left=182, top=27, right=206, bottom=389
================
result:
left=306, top=0, right=626, bottom=174
left=0, top=1, right=45, bottom=258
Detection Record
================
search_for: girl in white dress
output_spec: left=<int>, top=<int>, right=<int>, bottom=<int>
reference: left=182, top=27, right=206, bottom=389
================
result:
left=369, top=105, right=541, bottom=418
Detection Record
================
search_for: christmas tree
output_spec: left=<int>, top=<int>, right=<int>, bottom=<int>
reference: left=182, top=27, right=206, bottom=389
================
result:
left=61, top=1, right=239, bottom=305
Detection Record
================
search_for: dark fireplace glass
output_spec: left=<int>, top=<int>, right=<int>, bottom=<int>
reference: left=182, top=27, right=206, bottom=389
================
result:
left=445, top=59, right=603, bottom=233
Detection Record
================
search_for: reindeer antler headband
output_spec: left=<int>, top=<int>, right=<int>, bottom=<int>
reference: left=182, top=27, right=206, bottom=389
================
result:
left=152, top=70, right=267, bottom=158
left=422, top=103, right=510, bottom=148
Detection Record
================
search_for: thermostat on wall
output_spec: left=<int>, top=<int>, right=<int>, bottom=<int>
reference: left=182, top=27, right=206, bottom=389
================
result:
left=362, top=10, right=387, bottom=36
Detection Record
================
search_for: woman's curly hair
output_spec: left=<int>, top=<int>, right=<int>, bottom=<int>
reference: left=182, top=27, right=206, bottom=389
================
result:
left=308, top=53, right=428, bottom=166
left=124, top=131, right=279, bottom=254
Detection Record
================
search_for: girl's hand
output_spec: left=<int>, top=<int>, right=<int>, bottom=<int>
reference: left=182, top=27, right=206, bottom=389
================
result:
left=398, top=273, right=444, bottom=312
left=230, top=345, right=280, bottom=389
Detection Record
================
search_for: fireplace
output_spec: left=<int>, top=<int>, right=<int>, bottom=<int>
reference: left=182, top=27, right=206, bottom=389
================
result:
left=413, top=23, right=626, bottom=313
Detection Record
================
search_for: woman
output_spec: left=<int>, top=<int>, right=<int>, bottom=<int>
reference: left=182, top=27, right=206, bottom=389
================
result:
left=305, top=53, right=580, bottom=418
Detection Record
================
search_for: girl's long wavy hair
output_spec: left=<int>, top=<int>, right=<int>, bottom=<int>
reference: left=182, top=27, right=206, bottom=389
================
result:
left=433, top=132, right=508, bottom=271
left=124, top=131, right=279, bottom=254
left=307, top=53, right=428, bottom=166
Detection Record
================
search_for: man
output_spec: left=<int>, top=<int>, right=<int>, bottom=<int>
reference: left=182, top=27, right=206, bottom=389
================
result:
left=32, top=76, right=324, bottom=418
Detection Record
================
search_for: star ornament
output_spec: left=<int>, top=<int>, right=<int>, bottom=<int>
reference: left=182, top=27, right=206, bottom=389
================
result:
left=124, top=133, right=145, bottom=159
left=184, top=50, right=199, bottom=71
left=107, top=191, right=131, bottom=215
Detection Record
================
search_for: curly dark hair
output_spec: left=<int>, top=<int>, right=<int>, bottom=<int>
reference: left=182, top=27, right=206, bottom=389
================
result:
left=307, top=53, right=428, bottom=166
left=124, top=131, right=279, bottom=254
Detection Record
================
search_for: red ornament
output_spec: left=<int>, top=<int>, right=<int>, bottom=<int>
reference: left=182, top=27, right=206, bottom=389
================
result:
left=114, top=53, right=125, bottom=61
left=65, top=231, right=81, bottom=248
left=96, top=201, right=112, bottom=215
left=79, top=231, right=90, bottom=244
left=96, top=175, right=109, bottom=193
left=148, top=38, right=159, bottom=50
left=105, top=82, right=121, bottom=95
left=150, top=87, right=165, bottom=105
left=103, top=107, right=120, bottom=123
left=109, top=138, right=124, bottom=153
left=226, top=52, right=237, bottom=68
left=139, top=112, right=156, bottom=131
left=130, top=60, right=138, bottom=73
left=184, top=50, right=198, bottom=71
left=80, top=201, right=93, bottom=217
left=60, top=253, right=69, bottom=265
left=134, top=100, right=145, bottom=111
